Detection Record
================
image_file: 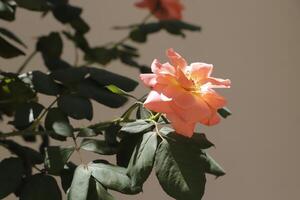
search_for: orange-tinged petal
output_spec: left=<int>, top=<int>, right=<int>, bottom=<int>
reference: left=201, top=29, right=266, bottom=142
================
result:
left=166, top=113, right=195, bottom=137
left=201, top=90, right=227, bottom=109
left=176, top=67, right=194, bottom=89
left=172, top=92, right=211, bottom=122
left=200, top=111, right=221, bottom=126
left=166, top=48, right=187, bottom=70
left=189, top=62, right=213, bottom=80
left=205, top=77, right=231, bottom=88
left=134, top=0, right=149, bottom=8
left=140, top=74, right=157, bottom=87
left=144, top=90, right=172, bottom=113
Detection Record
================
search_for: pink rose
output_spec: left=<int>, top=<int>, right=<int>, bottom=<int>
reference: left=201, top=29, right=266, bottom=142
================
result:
left=135, top=0, right=184, bottom=20
left=140, top=49, right=231, bottom=137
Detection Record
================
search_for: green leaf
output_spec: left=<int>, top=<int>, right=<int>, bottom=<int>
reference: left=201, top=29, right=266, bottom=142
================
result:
left=0, top=27, right=26, bottom=48
left=88, top=67, right=138, bottom=92
left=45, top=107, right=69, bottom=141
left=161, top=20, right=201, bottom=37
left=50, top=67, right=88, bottom=84
left=69, top=17, right=90, bottom=34
left=80, top=139, right=117, bottom=155
left=58, top=94, right=93, bottom=120
left=36, top=32, right=63, bottom=58
left=129, top=28, right=147, bottom=43
left=117, top=134, right=142, bottom=167
left=32, top=71, right=60, bottom=95
left=0, top=0, right=16, bottom=21
left=52, top=4, right=81, bottom=23
left=15, top=0, right=49, bottom=11
left=121, top=120, right=154, bottom=134
left=160, top=127, right=214, bottom=149
left=200, top=153, right=226, bottom=177
left=1, top=140, right=43, bottom=165
left=89, top=162, right=140, bottom=194
left=52, top=121, right=74, bottom=137
left=67, top=165, right=92, bottom=200
left=60, top=162, right=77, bottom=193
left=77, top=128, right=97, bottom=137
left=129, top=23, right=161, bottom=43
left=136, top=104, right=152, bottom=119
left=155, top=139, right=206, bottom=200
left=87, top=178, right=115, bottom=200
left=44, top=146, right=75, bottom=175
left=84, top=47, right=116, bottom=65
left=127, top=132, right=157, bottom=187
left=0, top=157, right=24, bottom=199
left=20, top=174, right=62, bottom=200
left=218, top=107, right=232, bottom=118
left=106, top=84, right=136, bottom=99
left=11, top=102, right=44, bottom=130
left=78, top=79, right=128, bottom=108
left=0, top=35, right=25, bottom=58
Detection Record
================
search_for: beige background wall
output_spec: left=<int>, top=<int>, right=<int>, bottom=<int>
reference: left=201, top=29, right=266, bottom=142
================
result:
left=1, top=0, right=300, bottom=199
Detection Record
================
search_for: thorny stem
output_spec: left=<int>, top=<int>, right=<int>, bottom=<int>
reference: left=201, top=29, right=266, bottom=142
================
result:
left=17, top=51, right=37, bottom=74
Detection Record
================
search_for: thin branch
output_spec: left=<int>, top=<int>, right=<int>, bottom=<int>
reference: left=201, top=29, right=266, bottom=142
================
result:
left=17, top=51, right=37, bottom=74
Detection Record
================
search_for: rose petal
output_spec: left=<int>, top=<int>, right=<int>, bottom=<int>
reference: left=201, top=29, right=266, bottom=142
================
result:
left=189, top=62, right=213, bottom=80
left=200, top=111, right=221, bottom=126
left=144, top=90, right=172, bottom=113
left=201, top=90, right=227, bottom=109
left=166, top=48, right=187, bottom=70
left=140, top=73, right=157, bottom=87
left=166, top=113, right=195, bottom=137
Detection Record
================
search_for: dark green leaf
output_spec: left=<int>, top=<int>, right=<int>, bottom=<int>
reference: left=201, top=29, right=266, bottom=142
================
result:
left=0, top=27, right=26, bottom=47
left=67, top=164, right=92, bottom=200
left=52, top=4, right=81, bottom=23
left=136, top=104, right=151, bottom=119
left=60, top=162, right=77, bottom=193
left=36, top=32, right=62, bottom=58
left=62, top=31, right=89, bottom=51
left=53, top=121, right=73, bottom=137
left=15, top=0, right=49, bottom=11
left=121, top=120, right=154, bottom=134
left=161, top=20, right=201, bottom=37
left=44, top=146, right=75, bottom=175
left=20, top=174, right=62, bottom=200
left=0, top=157, right=24, bottom=199
left=160, top=127, right=214, bottom=149
left=106, top=84, right=136, bottom=100
left=129, top=28, right=146, bottom=43
left=200, top=153, right=226, bottom=177
left=104, top=123, right=120, bottom=146
left=45, top=107, right=69, bottom=140
left=117, top=134, right=142, bottom=167
left=218, top=107, right=232, bottom=118
left=0, top=0, right=16, bottom=21
left=70, top=17, right=90, bottom=34
left=84, top=47, right=116, bottom=65
left=127, top=132, right=157, bottom=187
left=78, top=79, right=128, bottom=108
left=51, top=67, right=88, bottom=84
left=88, top=67, right=138, bottom=92
left=80, top=139, right=117, bottom=155
left=77, top=128, right=97, bottom=137
left=0, top=35, right=25, bottom=58
left=155, top=139, right=206, bottom=200
left=42, top=56, right=72, bottom=71
left=89, top=162, right=140, bottom=194
left=11, top=102, right=44, bottom=130
left=58, top=94, right=93, bottom=120
left=32, top=71, right=60, bottom=95
left=87, top=178, right=115, bottom=200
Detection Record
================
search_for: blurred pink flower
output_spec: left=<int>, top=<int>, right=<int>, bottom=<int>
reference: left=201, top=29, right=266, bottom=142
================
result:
left=140, top=49, right=231, bottom=137
left=135, top=0, right=184, bottom=20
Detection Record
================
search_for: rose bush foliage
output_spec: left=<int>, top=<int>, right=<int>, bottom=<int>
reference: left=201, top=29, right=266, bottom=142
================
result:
left=0, top=0, right=231, bottom=200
